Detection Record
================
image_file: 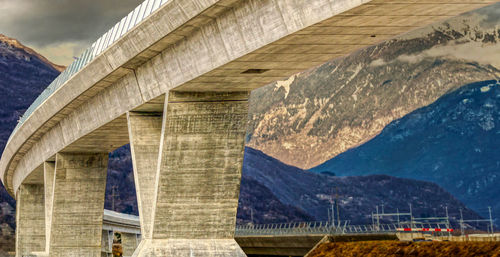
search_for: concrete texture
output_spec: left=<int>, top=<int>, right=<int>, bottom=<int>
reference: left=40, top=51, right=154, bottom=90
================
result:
left=102, top=210, right=141, bottom=235
left=15, top=184, right=46, bottom=257
left=101, top=230, right=113, bottom=257
left=121, top=233, right=139, bottom=257
left=152, top=91, right=248, bottom=240
left=49, top=153, right=108, bottom=257
left=127, top=112, right=162, bottom=239
left=43, top=161, right=55, bottom=254
left=132, top=239, right=246, bottom=257
left=126, top=92, right=249, bottom=256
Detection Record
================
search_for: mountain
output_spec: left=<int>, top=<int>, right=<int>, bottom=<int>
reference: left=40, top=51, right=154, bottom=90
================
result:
left=246, top=6, right=500, bottom=170
left=107, top=146, right=484, bottom=227
left=0, top=34, right=63, bottom=153
left=237, top=174, right=314, bottom=225
left=0, top=33, right=64, bottom=253
left=242, top=147, right=482, bottom=226
left=0, top=35, right=64, bottom=72
left=310, top=80, right=500, bottom=225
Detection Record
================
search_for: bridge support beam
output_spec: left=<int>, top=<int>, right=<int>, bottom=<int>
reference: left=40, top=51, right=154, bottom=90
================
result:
left=127, top=112, right=162, bottom=240
left=49, top=153, right=108, bottom=257
left=15, top=183, right=46, bottom=256
left=101, top=230, right=113, bottom=257
left=121, top=232, right=139, bottom=257
left=129, top=92, right=248, bottom=257
left=43, top=161, right=55, bottom=254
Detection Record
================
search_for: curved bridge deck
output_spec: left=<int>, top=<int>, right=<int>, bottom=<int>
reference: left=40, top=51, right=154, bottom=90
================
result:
left=3, top=0, right=496, bottom=256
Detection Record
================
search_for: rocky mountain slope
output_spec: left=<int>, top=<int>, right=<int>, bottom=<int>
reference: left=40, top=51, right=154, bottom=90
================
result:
left=311, top=80, right=500, bottom=225
left=109, top=146, right=482, bottom=226
left=246, top=6, right=500, bottom=169
left=0, top=34, right=62, bottom=153
left=0, top=33, right=63, bottom=253
left=243, top=147, right=481, bottom=226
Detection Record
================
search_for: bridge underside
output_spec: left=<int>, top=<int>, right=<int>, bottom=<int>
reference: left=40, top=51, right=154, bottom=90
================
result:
left=8, top=0, right=497, bottom=256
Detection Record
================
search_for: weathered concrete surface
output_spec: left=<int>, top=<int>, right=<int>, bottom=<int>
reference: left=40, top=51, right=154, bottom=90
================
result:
left=127, top=92, right=248, bottom=256
left=133, top=239, right=246, bottom=257
left=43, top=161, right=55, bottom=254
left=127, top=112, right=162, bottom=239
left=101, top=230, right=113, bottom=257
left=3, top=0, right=496, bottom=197
left=152, top=91, right=248, bottom=239
left=49, top=153, right=108, bottom=257
left=15, top=184, right=45, bottom=257
left=121, top=233, right=139, bottom=257
left=102, top=210, right=141, bottom=235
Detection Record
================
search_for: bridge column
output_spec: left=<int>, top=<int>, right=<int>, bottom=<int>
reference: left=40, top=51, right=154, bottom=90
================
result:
left=129, top=92, right=248, bottom=257
left=49, top=153, right=108, bottom=257
left=15, top=183, right=46, bottom=256
left=127, top=112, right=162, bottom=240
left=121, top=232, right=139, bottom=257
left=44, top=161, right=55, bottom=254
left=101, top=230, right=113, bottom=257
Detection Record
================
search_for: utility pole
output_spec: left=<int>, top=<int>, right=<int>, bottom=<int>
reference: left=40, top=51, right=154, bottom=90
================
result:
left=328, top=188, right=335, bottom=227
left=409, top=204, right=413, bottom=240
left=111, top=185, right=118, bottom=211
left=460, top=208, right=464, bottom=238
left=372, top=211, right=375, bottom=230
left=445, top=206, right=451, bottom=238
left=409, top=204, right=413, bottom=228
left=488, top=206, right=494, bottom=236
left=335, top=187, right=340, bottom=227
left=397, top=208, right=400, bottom=228
left=376, top=206, right=380, bottom=231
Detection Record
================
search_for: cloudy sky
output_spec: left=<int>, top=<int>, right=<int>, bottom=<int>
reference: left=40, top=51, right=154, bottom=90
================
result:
left=0, top=0, right=143, bottom=65
left=1, top=1, right=498, bottom=66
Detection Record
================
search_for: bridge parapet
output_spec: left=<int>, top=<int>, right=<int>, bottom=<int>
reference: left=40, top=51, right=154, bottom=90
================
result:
left=4, top=0, right=497, bottom=256
left=9, top=0, right=171, bottom=141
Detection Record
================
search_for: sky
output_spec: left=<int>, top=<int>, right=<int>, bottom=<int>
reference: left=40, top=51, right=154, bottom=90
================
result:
left=0, top=1, right=498, bottom=66
left=0, top=0, right=143, bottom=65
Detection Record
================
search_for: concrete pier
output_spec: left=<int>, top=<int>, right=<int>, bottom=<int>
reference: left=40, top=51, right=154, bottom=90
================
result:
left=15, top=184, right=45, bottom=256
left=49, top=153, right=108, bottom=257
left=127, top=112, right=162, bottom=240
left=121, top=232, right=139, bottom=257
left=43, top=161, right=55, bottom=254
left=130, top=92, right=248, bottom=256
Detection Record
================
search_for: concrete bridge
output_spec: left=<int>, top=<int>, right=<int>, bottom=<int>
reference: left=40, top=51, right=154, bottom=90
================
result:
left=1, top=0, right=495, bottom=256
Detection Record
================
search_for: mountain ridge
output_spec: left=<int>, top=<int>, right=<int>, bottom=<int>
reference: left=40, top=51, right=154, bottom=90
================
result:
left=0, top=34, right=65, bottom=72
left=247, top=10, right=500, bottom=170
left=310, top=79, right=500, bottom=225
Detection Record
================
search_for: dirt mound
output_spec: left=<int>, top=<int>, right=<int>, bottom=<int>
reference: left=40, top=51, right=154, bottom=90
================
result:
left=307, top=241, right=500, bottom=257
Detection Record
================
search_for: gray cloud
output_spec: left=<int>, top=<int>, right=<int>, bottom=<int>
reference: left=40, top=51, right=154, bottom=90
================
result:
left=0, top=0, right=142, bottom=64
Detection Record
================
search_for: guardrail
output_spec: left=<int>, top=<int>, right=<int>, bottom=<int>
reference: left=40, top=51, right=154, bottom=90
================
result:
left=9, top=0, right=171, bottom=143
left=235, top=221, right=452, bottom=236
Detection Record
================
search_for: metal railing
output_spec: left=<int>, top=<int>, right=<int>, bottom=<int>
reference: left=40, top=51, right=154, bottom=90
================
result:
left=9, top=0, right=171, bottom=143
left=235, top=220, right=452, bottom=236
